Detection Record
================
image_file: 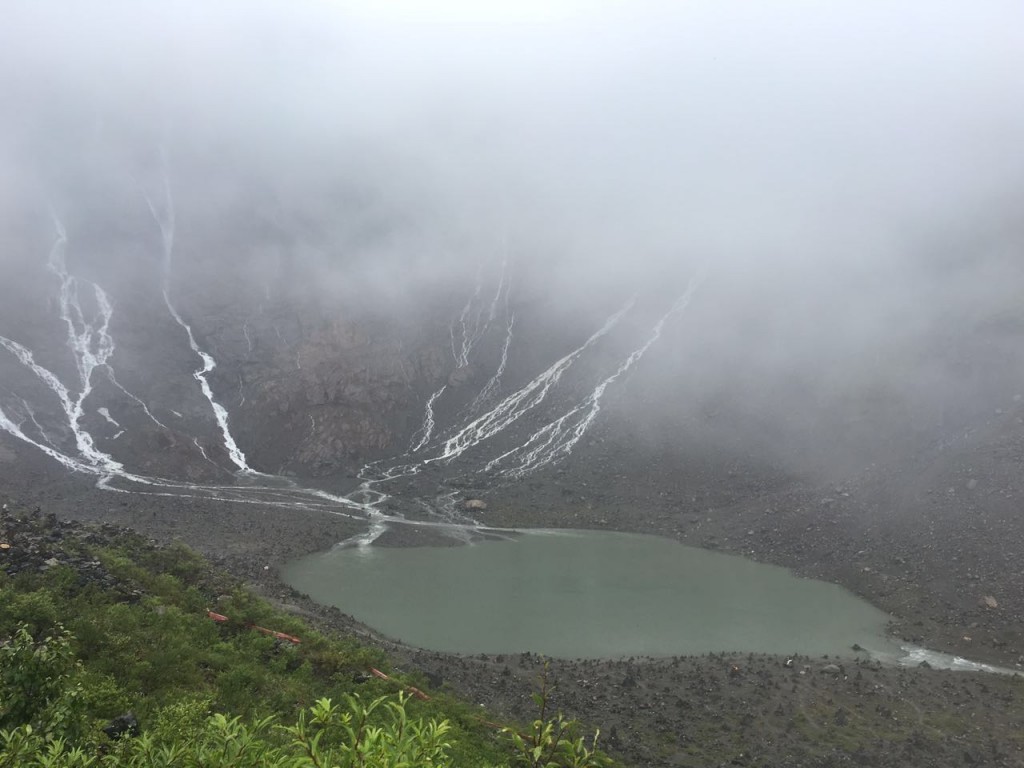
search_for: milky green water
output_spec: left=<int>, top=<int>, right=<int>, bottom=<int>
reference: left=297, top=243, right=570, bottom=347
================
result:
left=282, top=529, right=899, bottom=659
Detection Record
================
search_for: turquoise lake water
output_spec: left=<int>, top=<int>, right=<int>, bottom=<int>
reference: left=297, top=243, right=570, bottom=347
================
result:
left=282, top=529, right=899, bottom=659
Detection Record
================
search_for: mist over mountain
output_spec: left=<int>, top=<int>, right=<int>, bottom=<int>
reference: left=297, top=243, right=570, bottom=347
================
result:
left=5, top=5, right=1024, bottom=766
left=3, top=0, right=1022, bottom=487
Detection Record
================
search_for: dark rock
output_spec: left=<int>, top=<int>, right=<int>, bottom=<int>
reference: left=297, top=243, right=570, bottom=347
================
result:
left=102, top=712, right=140, bottom=741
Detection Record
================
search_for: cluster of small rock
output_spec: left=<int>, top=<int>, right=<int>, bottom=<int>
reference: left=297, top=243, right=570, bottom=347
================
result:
left=0, top=506, right=139, bottom=599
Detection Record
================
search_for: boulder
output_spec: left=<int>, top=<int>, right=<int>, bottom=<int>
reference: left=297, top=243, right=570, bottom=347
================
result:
left=102, top=712, right=140, bottom=740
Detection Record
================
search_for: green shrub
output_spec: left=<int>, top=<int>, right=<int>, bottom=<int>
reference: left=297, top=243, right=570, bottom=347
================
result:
left=502, top=663, right=612, bottom=768
left=0, top=518, right=618, bottom=767
left=0, top=624, right=88, bottom=743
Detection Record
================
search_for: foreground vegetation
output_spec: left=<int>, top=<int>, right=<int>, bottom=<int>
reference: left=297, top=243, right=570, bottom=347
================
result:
left=0, top=510, right=613, bottom=766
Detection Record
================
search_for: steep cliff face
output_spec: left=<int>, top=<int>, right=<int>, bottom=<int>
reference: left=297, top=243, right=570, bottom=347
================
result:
left=3, top=159, right=1024, bottom=511
left=226, top=312, right=452, bottom=476
left=0, top=164, right=487, bottom=484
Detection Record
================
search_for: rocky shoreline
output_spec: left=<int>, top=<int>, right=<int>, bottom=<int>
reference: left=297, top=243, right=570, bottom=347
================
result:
left=4, top=498, right=1023, bottom=767
left=5, top=415, right=1024, bottom=766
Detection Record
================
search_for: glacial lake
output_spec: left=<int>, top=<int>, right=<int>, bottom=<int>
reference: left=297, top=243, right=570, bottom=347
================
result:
left=282, top=529, right=900, bottom=659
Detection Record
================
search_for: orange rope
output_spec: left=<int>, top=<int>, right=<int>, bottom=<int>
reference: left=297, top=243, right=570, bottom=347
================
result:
left=206, top=610, right=302, bottom=644
left=369, top=667, right=431, bottom=701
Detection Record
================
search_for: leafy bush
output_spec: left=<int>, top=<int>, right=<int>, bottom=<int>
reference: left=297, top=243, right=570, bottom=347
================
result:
left=1, top=693, right=458, bottom=767
left=0, top=516, right=616, bottom=767
left=503, top=663, right=612, bottom=768
left=0, top=624, right=88, bottom=743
